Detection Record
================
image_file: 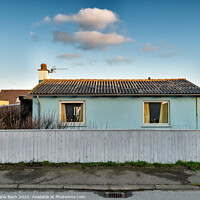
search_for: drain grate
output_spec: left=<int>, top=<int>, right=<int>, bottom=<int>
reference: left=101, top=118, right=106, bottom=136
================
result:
left=105, top=191, right=126, bottom=198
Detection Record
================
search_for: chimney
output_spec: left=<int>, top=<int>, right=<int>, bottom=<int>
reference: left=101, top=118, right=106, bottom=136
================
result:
left=38, top=63, right=49, bottom=83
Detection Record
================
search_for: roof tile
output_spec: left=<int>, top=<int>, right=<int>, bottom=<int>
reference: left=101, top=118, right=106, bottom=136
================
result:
left=30, top=79, right=200, bottom=96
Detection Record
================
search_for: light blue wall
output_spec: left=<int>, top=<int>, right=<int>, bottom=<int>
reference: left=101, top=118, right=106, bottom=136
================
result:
left=198, top=97, right=200, bottom=129
left=32, top=96, right=199, bottom=130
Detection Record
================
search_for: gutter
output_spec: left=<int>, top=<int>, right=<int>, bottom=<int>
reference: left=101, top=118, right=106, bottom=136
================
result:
left=36, top=95, right=41, bottom=129
left=28, top=94, right=200, bottom=97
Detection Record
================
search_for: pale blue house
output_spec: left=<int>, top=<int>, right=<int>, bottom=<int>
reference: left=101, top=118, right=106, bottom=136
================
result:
left=29, top=64, right=200, bottom=130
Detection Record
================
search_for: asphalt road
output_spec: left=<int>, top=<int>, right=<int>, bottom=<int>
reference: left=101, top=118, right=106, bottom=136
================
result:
left=0, top=190, right=200, bottom=200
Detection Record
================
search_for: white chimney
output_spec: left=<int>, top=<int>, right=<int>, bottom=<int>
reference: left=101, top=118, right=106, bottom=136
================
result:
left=38, top=63, right=49, bottom=83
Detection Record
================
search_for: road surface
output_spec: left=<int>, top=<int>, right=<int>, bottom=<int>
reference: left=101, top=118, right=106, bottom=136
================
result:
left=0, top=189, right=199, bottom=200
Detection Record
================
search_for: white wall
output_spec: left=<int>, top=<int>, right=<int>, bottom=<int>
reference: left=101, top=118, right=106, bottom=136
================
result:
left=0, top=130, right=199, bottom=163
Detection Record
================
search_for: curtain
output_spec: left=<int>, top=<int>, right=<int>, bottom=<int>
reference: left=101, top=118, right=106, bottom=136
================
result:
left=79, top=104, right=83, bottom=122
left=61, top=103, right=67, bottom=122
left=159, top=102, right=168, bottom=123
left=144, top=102, right=150, bottom=123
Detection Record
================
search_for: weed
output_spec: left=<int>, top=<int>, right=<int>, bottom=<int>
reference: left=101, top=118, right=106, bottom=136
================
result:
left=0, top=161, right=200, bottom=170
left=41, top=161, right=53, bottom=166
left=175, top=160, right=200, bottom=170
left=108, top=189, right=118, bottom=192
left=189, top=183, right=200, bottom=186
left=136, top=161, right=153, bottom=167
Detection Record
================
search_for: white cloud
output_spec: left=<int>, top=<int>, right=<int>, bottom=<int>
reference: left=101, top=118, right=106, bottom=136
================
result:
left=140, top=41, right=180, bottom=58
left=34, top=8, right=133, bottom=51
left=72, top=62, right=84, bottom=66
left=106, top=55, right=133, bottom=65
left=159, top=41, right=180, bottom=58
left=74, top=31, right=133, bottom=50
left=53, top=8, right=118, bottom=30
left=32, top=16, right=51, bottom=27
left=53, top=31, right=74, bottom=43
left=73, top=8, right=118, bottom=30
left=29, top=32, right=39, bottom=41
left=53, top=14, right=71, bottom=23
left=43, top=16, right=51, bottom=23
left=56, top=54, right=82, bottom=59
left=140, top=43, right=159, bottom=52
left=159, top=50, right=179, bottom=58
left=53, top=31, right=133, bottom=50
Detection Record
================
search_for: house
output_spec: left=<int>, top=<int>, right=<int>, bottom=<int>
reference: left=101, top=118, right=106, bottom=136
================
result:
left=0, top=89, right=31, bottom=105
left=29, top=64, right=200, bottom=130
left=19, top=95, right=33, bottom=119
left=0, top=89, right=32, bottom=118
left=0, top=100, right=9, bottom=106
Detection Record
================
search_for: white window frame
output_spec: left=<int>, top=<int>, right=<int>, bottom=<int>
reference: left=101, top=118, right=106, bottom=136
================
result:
left=59, top=100, right=85, bottom=125
left=143, top=101, right=169, bottom=125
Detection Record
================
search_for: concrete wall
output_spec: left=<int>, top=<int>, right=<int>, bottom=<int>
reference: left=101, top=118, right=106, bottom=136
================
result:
left=0, top=130, right=199, bottom=163
left=33, top=96, right=199, bottom=130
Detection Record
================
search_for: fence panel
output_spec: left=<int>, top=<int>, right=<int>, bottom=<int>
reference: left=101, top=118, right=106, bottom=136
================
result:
left=0, top=130, right=199, bottom=163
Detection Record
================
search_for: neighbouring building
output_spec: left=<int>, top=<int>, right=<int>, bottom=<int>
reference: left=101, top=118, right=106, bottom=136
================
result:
left=0, top=89, right=32, bottom=119
left=0, top=100, right=9, bottom=106
left=0, top=89, right=31, bottom=105
left=29, top=64, right=200, bottom=130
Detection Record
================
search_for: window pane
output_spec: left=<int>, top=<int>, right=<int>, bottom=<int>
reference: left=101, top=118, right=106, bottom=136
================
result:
left=149, top=103, right=161, bottom=123
left=144, top=102, right=150, bottom=123
left=144, top=102, right=168, bottom=124
left=159, top=102, right=168, bottom=123
left=61, top=103, right=83, bottom=122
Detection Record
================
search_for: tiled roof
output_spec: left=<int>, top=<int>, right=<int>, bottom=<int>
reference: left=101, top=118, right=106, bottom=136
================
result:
left=0, top=90, right=31, bottom=104
left=29, top=78, right=200, bottom=96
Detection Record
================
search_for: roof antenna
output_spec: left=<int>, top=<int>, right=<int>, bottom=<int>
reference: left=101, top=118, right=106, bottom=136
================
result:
left=49, top=66, right=68, bottom=73
left=148, top=77, right=151, bottom=80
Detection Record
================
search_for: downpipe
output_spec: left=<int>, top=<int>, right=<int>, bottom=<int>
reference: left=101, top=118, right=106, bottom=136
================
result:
left=36, top=95, right=41, bottom=129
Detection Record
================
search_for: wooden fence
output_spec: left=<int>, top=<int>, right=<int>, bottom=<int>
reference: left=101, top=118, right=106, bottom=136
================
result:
left=0, top=130, right=199, bottom=163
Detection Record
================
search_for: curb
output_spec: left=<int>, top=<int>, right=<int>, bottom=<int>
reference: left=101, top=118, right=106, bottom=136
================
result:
left=155, top=184, right=200, bottom=190
left=109, top=185, right=156, bottom=191
left=18, top=185, right=64, bottom=189
left=64, top=185, right=109, bottom=191
left=0, top=184, right=19, bottom=189
left=0, top=184, right=199, bottom=191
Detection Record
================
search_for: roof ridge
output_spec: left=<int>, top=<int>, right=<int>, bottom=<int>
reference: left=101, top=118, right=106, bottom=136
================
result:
left=43, top=78, right=187, bottom=82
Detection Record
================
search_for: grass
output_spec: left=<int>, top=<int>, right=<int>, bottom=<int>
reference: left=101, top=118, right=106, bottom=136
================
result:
left=175, top=160, right=200, bottom=170
left=0, top=160, right=200, bottom=170
left=189, top=183, right=200, bottom=186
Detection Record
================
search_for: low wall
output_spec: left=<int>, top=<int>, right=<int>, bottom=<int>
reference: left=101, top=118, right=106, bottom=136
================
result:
left=0, top=130, right=199, bottom=163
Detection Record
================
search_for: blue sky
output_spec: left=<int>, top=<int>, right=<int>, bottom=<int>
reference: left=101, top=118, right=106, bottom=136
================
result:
left=0, top=0, right=200, bottom=89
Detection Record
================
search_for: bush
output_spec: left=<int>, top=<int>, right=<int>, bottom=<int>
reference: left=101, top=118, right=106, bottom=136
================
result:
left=0, top=106, right=21, bottom=129
left=0, top=106, right=66, bottom=129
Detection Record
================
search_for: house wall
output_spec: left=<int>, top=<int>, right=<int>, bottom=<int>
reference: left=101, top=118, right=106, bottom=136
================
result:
left=198, top=97, right=200, bottom=129
left=32, top=96, right=199, bottom=130
left=0, top=100, right=9, bottom=106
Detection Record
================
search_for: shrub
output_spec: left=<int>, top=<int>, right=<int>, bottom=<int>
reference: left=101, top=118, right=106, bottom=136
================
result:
left=0, top=106, right=67, bottom=129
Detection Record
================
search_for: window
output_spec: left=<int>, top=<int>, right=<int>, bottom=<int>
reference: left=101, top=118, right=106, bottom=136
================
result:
left=60, top=101, right=85, bottom=124
left=144, top=101, right=169, bottom=124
